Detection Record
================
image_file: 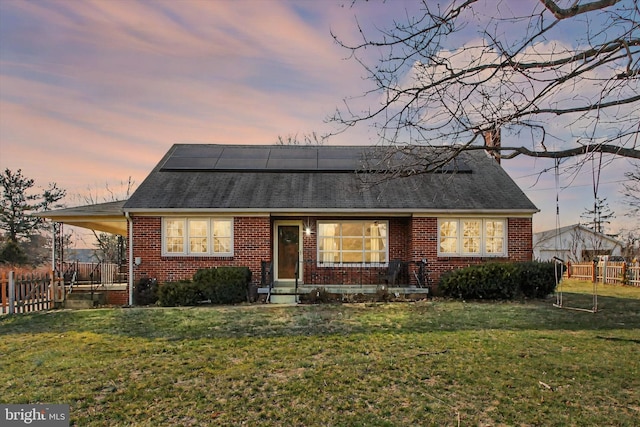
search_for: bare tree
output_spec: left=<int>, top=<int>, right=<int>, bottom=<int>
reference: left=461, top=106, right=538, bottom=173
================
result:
left=277, top=132, right=327, bottom=146
left=622, top=164, right=640, bottom=215
left=77, top=177, right=136, bottom=264
left=580, top=197, right=614, bottom=234
left=331, top=0, right=640, bottom=173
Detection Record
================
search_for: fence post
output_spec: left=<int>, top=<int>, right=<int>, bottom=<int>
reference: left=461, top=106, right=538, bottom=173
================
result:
left=49, top=270, right=54, bottom=308
left=591, top=260, right=597, bottom=283
left=1, top=271, right=5, bottom=314
left=8, top=271, right=15, bottom=315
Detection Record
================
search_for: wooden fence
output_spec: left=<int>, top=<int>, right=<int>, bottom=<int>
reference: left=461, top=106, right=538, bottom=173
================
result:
left=566, top=261, right=640, bottom=287
left=1, top=271, right=64, bottom=315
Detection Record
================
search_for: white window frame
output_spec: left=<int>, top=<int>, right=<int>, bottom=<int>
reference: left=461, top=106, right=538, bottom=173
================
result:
left=317, top=220, right=389, bottom=267
left=162, top=217, right=233, bottom=257
left=438, top=218, right=507, bottom=257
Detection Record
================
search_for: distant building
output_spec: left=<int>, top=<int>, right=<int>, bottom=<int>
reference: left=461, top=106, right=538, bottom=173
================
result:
left=533, top=224, right=623, bottom=262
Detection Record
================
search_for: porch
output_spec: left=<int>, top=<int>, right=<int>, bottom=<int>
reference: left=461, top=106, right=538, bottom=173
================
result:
left=259, top=259, right=431, bottom=303
left=59, top=261, right=129, bottom=308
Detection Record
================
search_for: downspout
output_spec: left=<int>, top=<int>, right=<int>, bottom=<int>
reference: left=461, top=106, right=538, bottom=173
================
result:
left=125, top=212, right=134, bottom=306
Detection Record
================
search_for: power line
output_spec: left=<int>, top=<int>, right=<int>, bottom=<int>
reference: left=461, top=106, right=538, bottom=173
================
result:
left=516, top=178, right=629, bottom=192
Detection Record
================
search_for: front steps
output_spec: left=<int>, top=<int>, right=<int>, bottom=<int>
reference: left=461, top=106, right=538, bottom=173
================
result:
left=269, top=294, right=299, bottom=304
left=265, top=284, right=430, bottom=304
left=64, top=292, right=106, bottom=309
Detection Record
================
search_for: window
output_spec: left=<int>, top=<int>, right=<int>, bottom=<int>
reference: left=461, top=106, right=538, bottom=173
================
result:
left=318, top=221, right=388, bottom=266
left=162, top=218, right=233, bottom=256
left=438, top=219, right=506, bottom=257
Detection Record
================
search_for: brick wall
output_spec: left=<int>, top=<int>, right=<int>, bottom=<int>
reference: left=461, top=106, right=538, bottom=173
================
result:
left=130, top=214, right=532, bottom=288
left=105, top=290, right=129, bottom=306
left=410, top=216, right=534, bottom=284
left=507, top=217, right=534, bottom=262
left=131, top=216, right=271, bottom=285
left=298, top=217, right=410, bottom=285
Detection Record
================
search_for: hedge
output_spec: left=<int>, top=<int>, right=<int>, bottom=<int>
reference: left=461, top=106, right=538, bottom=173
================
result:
left=157, top=267, right=251, bottom=307
left=439, top=261, right=559, bottom=300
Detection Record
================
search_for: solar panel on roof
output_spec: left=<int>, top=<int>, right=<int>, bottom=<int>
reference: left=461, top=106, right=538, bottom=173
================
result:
left=269, top=147, right=317, bottom=159
left=216, top=158, right=268, bottom=169
left=158, top=144, right=473, bottom=173
left=318, top=147, right=363, bottom=159
left=162, top=157, right=218, bottom=169
left=318, top=158, right=359, bottom=170
left=222, top=147, right=271, bottom=159
left=267, top=158, right=318, bottom=169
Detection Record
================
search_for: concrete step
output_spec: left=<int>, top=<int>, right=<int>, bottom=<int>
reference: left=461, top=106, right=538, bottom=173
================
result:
left=64, top=299, right=96, bottom=309
left=64, top=292, right=106, bottom=309
left=269, top=294, right=298, bottom=304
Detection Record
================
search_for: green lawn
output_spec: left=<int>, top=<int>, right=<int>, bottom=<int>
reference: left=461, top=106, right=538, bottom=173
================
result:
left=1, top=280, right=639, bottom=426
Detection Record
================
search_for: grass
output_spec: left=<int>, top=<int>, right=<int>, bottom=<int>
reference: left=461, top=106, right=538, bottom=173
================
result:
left=1, top=280, right=639, bottom=426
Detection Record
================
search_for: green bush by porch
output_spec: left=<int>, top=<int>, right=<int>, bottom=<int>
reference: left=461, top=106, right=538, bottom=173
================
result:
left=157, top=267, right=251, bottom=306
left=439, top=261, right=559, bottom=300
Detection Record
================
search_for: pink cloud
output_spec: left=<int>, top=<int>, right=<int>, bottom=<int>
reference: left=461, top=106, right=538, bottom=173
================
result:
left=1, top=0, right=633, bottom=237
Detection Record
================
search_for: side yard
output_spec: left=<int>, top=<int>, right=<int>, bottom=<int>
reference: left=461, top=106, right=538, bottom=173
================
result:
left=0, top=280, right=639, bottom=426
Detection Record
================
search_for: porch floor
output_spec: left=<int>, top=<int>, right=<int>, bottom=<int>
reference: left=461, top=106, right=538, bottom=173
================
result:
left=268, top=284, right=430, bottom=296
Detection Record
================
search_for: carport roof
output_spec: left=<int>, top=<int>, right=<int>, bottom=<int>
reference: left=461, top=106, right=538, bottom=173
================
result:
left=36, top=200, right=127, bottom=236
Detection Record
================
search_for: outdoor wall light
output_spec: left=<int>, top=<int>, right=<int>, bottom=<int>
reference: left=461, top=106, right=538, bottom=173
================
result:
left=134, top=257, right=142, bottom=266
left=304, top=218, right=313, bottom=237
left=304, top=218, right=314, bottom=237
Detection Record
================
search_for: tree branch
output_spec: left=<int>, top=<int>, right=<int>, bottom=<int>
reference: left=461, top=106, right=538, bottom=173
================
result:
left=540, top=0, right=621, bottom=20
left=482, top=143, right=640, bottom=159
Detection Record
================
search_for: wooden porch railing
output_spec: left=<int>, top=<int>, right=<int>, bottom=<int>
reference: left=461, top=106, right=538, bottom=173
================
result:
left=61, top=261, right=127, bottom=286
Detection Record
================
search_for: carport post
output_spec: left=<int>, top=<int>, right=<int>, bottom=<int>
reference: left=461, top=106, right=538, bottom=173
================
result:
left=126, top=212, right=134, bottom=306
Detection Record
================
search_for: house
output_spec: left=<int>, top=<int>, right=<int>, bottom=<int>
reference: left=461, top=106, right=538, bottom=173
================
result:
left=533, top=223, right=624, bottom=262
left=41, top=144, right=538, bottom=303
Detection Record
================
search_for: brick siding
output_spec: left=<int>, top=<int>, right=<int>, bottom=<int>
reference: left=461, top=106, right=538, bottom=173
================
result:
left=130, top=214, right=532, bottom=287
left=131, top=216, right=270, bottom=285
left=105, top=290, right=129, bottom=306
left=409, top=216, right=533, bottom=284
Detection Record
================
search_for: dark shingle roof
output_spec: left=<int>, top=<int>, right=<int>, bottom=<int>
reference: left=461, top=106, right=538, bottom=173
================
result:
left=123, top=144, right=537, bottom=213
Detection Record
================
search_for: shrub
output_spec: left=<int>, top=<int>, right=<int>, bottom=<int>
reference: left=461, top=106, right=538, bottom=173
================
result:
left=157, top=280, right=203, bottom=307
left=193, top=267, right=251, bottom=305
left=515, top=261, right=558, bottom=298
left=439, top=261, right=557, bottom=300
left=375, top=287, right=392, bottom=302
left=299, top=288, right=339, bottom=304
left=135, top=277, right=159, bottom=306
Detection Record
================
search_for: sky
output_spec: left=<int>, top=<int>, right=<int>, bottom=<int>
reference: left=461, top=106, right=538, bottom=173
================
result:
left=1, top=0, right=638, bottom=246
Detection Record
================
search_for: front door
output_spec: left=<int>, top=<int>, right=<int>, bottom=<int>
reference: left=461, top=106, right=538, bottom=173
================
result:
left=276, top=224, right=301, bottom=281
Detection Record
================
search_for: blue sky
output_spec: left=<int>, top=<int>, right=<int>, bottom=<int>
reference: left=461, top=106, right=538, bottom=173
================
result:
left=1, top=0, right=637, bottom=241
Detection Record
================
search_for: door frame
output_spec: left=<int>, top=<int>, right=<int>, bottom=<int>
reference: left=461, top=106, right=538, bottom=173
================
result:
left=273, top=220, right=304, bottom=283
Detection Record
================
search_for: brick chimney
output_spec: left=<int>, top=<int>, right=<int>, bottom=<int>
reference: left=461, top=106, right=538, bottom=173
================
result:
left=483, top=127, right=501, bottom=164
